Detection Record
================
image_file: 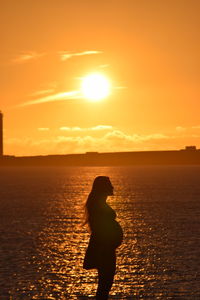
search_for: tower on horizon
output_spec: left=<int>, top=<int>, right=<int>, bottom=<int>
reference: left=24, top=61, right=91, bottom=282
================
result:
left=0, top=111, right=3, bottom=156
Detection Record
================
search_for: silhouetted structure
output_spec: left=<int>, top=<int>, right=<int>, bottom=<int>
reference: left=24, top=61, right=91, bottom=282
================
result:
left=1, top=146, right=200, bottom=166
left=184, top=145, right=197, bottom=151
left=0, top=111, right=3, bottom=157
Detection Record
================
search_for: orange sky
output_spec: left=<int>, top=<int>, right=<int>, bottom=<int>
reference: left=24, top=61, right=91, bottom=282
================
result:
left=1, top=0, right=199, bottom=156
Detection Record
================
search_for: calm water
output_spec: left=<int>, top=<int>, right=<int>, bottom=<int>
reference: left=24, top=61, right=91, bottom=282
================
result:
left=0, top=166, right=199, bottom=299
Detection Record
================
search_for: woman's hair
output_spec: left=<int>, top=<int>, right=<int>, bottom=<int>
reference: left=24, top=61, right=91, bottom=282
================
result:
left=90, top=176, right=111, bottom=194
left=84, top=176, right=111, bottom=228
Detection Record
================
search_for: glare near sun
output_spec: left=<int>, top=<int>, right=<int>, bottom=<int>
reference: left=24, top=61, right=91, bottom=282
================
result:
left=81, top=73, right=111, bottom=101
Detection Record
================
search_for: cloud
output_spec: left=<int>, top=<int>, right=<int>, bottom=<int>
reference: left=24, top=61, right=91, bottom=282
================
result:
left=59, top=125, right=113, bottom=131
left=98, top=64, right=110, bottom=68
left=192, top=125, right=200, bottom=129
left=104, top=130, right=169, bottom=145
left=38, top=128, right=49, bottom=131
left=60, top=127, right=81, bottom=131
left=175, top=126, right=186, bottom=132
left=175, top=125, right=200, bottom=132
left=12, top=52, right=46, bottom=63
left=18, top=91, right=81, bottom=107
left=11, top=50, right=102, bottom=64
left=5, top=129, right=172, bottom=156
left=91, top=125, right=113, bottom=131
left=29, top=89, right=55, bottom=97
left=59, top=50, right=102, bottom=61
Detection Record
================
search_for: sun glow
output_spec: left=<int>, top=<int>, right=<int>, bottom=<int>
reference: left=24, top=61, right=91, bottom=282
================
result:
left=81, top=73, right=111, bottom=101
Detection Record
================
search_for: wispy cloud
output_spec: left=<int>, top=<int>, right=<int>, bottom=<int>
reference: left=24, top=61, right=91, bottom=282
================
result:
left=104, top=130, right=170, bottom=143
left=29, top=89, right=55, bottom=97
left=91, top=125, right=113, bottom=131
left=175, top=125, right=200, bottom=132
left=192, top=125, right=200, bottom=129
left=12, top=51, right=46, bottom=64
left=98, top=64, right=110, bottom=68
left=59, top=125, right=113, bottom=131
left=38, top=128, right=49, bottom=131
left=60, top=127, right=82, bottom=131
left=12, top=50, right=102, bottom=63
left=176, top=126, right=186, bottom=132
left=59, top=50, right=103, bottom=61
left=18, top=91, right=81, bottom=107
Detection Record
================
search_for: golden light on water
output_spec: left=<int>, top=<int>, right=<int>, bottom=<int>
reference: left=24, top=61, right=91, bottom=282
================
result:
left=81, top=73, right=111, bottom=101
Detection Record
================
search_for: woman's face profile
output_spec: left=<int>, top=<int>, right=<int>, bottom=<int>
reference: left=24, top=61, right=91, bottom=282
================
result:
left=105, top=178, right=114, bottom=196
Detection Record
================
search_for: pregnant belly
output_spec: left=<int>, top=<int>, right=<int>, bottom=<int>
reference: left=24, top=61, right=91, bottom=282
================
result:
left=92, top=219, right=123, bottom=249
left=109, top=220, right=123, bottom=248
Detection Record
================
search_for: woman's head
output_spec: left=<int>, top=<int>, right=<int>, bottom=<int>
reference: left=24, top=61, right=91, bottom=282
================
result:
left=91, top=176, right=114, bottom=196
left=84, top=176, right=114, bottom=228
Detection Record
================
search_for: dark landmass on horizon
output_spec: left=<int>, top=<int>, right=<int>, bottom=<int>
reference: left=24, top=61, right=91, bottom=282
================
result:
left=0, top=146, right=200, bottom=166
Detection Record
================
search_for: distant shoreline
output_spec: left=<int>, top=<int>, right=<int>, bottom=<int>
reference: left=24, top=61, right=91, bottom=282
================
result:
left=1, top=148, right=200, bottom=166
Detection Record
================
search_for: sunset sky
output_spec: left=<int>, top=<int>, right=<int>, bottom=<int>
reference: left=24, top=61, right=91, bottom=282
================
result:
left=1, top=0, right=199, bottom=156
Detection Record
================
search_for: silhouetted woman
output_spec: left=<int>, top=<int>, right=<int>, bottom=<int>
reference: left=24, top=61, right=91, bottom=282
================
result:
left=83, top=176, right=123, bottom=300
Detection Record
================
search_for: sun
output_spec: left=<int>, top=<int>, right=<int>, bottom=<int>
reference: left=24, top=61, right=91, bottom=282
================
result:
left=81, top=73, right=111, bottom=101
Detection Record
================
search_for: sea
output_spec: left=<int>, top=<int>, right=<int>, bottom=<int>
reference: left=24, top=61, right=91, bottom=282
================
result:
left=0, top=165, right=199, bottom=300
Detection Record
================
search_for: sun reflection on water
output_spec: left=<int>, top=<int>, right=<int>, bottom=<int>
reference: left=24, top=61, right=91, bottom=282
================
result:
left=0, top=166, right=200, bottom=299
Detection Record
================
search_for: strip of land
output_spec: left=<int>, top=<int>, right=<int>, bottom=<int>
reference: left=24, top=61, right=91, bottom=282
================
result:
left=1, top=147, right=200, bottom=166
